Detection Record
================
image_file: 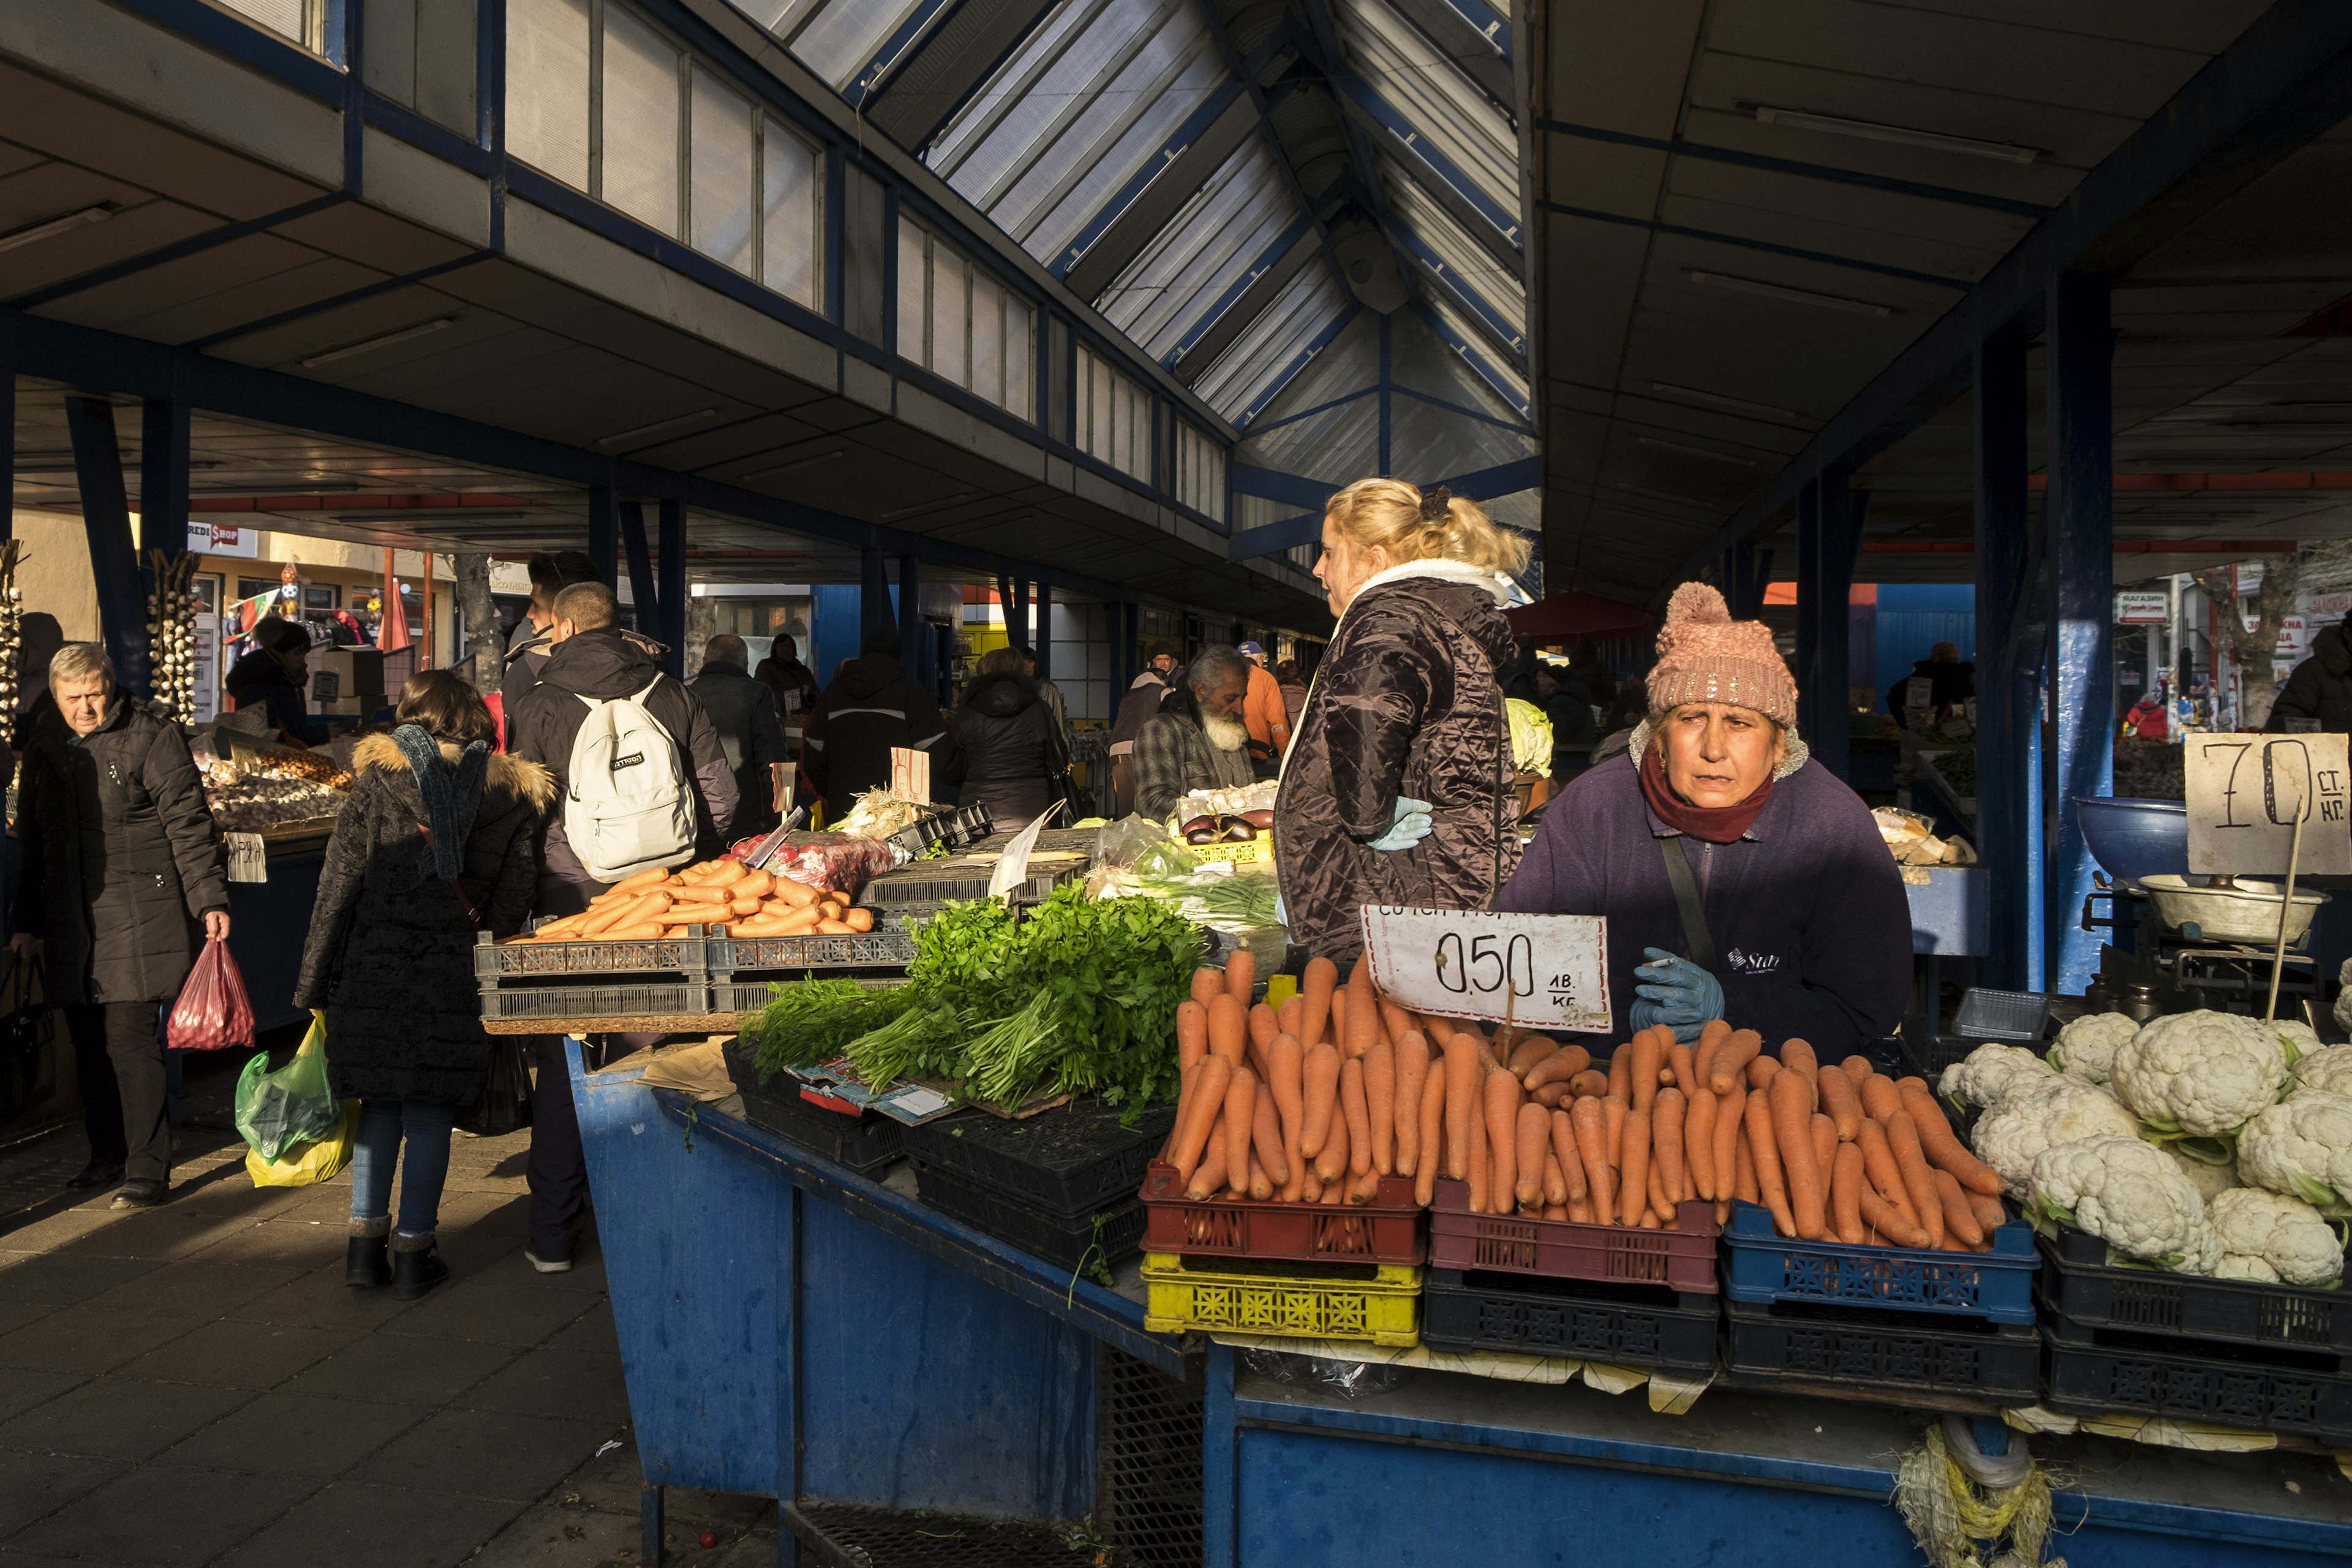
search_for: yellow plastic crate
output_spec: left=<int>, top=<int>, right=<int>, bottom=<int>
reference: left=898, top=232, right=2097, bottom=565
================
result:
left=1141, top=1253, right=1420, bottom=1347
left=1189, top=837, right=1273, bottom=865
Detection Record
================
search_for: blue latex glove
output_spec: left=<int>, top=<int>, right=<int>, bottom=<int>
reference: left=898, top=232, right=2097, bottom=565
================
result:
left=1629, top=946, right=1724, bottom=1043
left=1366, top=796, right=1434, bottom=851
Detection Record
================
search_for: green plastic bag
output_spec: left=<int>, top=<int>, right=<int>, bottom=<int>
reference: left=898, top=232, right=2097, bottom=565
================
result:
left=235, top=1015, right=342, bottom=1163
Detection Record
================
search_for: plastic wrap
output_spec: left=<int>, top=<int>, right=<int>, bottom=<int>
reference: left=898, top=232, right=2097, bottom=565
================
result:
left=1240, top=1348, right=1414, bottom=1400
left=767, top=833, right=905, bottom=897
left=167, top=935, right=255, bottom=1052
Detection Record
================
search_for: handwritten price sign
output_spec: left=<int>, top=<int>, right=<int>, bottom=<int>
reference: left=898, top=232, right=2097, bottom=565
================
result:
left=1359, top=907, right=1611, bottom=1033
left=2185, top=733, right=2352, bottom=877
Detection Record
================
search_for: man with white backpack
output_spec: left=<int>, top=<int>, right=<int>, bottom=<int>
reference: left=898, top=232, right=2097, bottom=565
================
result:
left=508, top=579, right=737, bottom=1271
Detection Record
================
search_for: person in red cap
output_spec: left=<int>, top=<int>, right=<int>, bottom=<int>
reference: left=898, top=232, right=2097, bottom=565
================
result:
left=1498, top=582, right=1910, bottom=1055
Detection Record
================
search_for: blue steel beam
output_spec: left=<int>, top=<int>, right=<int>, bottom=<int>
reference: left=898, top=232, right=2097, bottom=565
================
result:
left=587, top=485, right=619, bottom=589
left=1973, top=331, right=2034, bottom=991
left=1411, top=300, right=1528, bottom=418
left=1389, top=225, right=1521, bottom=359
left=2045, top=273, right=2114, bottom=994
left=1165, top=219, right=1314, bottom=372
left=657, top=499, right=688, bottom=677
left=620, top=502, right=659, bottom=641
left=1234, top=302, right=1361, bottom=426
left=1330, top=75, right=1519, bottom=249
left=1052, top=81, right=1248, bottom=284
left=1385, top=0, right=1510, bottom=110
left=840, top=0, right=961, bottom=110
left=861, top=0, right=1061, bottom=151
left=1795, top=477, right=1867, bottom=783
left=4, top=194, right=351, bottom=312
left=64, top=397, right=146, bottom=693
left=1229, top=454, right=1540, bottom=559
left=1676, top=0, right=2352, bottom=582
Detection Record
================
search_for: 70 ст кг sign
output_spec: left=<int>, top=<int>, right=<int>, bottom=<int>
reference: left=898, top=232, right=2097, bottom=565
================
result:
left=1360, top=907, right=1613, bottom=1035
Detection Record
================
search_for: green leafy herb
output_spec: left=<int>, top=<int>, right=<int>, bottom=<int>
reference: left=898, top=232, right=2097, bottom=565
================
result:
left=747, top=978, right=903, bottom=1079
left=845, top=1002, right=963, bottom=1092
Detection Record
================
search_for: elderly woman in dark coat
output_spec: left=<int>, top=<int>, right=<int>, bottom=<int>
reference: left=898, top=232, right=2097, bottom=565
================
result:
left=294, top=671, right=551, bottom=1298
left=1275, top=480, right=1526, bottom=967
left=943, top=646, right=1069, bottom=831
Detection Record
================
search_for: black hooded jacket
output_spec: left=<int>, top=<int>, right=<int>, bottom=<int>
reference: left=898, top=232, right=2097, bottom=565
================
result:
left=2269, top=624, right=2352, bottom=734
left=802, top=654, right=949, bottom=809
left=944, top=672, right=1068, bottom=831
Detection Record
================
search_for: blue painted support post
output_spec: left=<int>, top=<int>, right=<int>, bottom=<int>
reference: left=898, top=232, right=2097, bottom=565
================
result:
left=860, top=544, right=889, bottom=652
left=657, top=499, right=687, bottom=678
left=588, top=486, right=619, bottom=588
left=1975, top=331, right=2036, bottom=990
left=64, top=396, right=145, bottom=687
left=0, top=315, right=14, bottom=543
left=2046, top=273, right=2115, bottom=993
left=1796, top=475, right=1864, bottom=782
left=1203, top=1340, right=1237, bottom=1568
left=897, top=551, right=922, bottom=693
left=619, top=502, right=658, bottom=638
left=138, top=385, right=191, bottom=702
left=1724, top=541, right=1771, bottom=620
left=1035, top=582, right=1052, bottom=681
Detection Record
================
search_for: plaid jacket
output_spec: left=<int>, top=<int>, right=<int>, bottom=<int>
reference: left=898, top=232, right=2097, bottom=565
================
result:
left=1132, top=700, right=1253, bottom=821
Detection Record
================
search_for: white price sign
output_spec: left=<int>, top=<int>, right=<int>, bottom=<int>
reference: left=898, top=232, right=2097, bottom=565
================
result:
left=1360, top=907, right=1611, bottom=1033
left=2185, top=733, right=2352, bottom=877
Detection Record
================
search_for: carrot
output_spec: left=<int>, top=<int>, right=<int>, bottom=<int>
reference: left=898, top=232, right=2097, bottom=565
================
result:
left=1329, top=986, right=1349, bottom=1058
left=1250, top=1083, right=1289, bottom=1189
left=1935, top=1169, right=1985, bottom=1248
left=1856, top=1117, right=1920, bottom=1226
left=1223, top=1068, right=1259, bottom=1195
left=1363, top=1038, right=1396, bottom=1175
left=1886, top=1111, right=1945, bottom=1248
left=1711, top=1085, right=1744, bottom=1205
left=1344, top=1165, right=1380, bottom=1205
left=1649, top=1156, right=1672, bottom=1220
left=1164, top=1058, right=1199, bottom=1161
left=1175, top=1001, right=1209, bottom=1073
left=1781, top=1038, right=1819, bottom=1093
left=1545, top=1109, right=1587, bottom=1203
left=1692, top=1018, right=1733, bottom=1089
left=1745, top=1087, right=1795, bottom=1236
left=1340, top=1057, right=1373, bottom=1177
left=769, top=880, right=818, bottom=908
left=1640, top=1207, right=1662, bottom=1231
left=1653, top=1087, right=1687, bottom=1204
left=1566, top=1070, right=1609, bottom=1099
left=1746, top=1054, right=1781, bottom=1091
left=1314, top=1086, right=1351, bottom=1186
left=1246, top=1154, right=1273, bottom=1202
left=1619, top=1106, right=1651, bottom=1227
left=1508, top=1036, right=1558, bottom=1080
left=1840, top=1055, right=1873, bottom=1085
left=1831, top=1142, right=1866, bottom=1245
left=1485, top=1069, right=1524, bottom=1215
left=1629, top=1028, right=1663, bottom=1114
left=1531, top=1082, right=1570, bottom=1109
left=578, top=893, right=649, bottom=936
left=1186, top=1114, right=1229, bottom=1200
left=1301, top=1167, right=1322, bottom=1204
left=1602, top=1093, right=1627, bottom=1172
left=1898, top=1080, right=2003, bottom=1196
left=1443, top=1035, right=1479, bottom=1180
left=1567, top=1194, right=1594, bottom=1223
left=1270, top=1033, right=1306, bottom=1201
left=1377, top=995, right=1417, bottom=1052
left=1608, top=1046, right=1630, bottom=1103
left=1541, top=1150, right=1569, bottom=1208
left=1515, top=1101, right=1550, bottom=1209
left=1277, top=995, right=1306, bottom=1042
left=1684, top=1087, right=1717, bottom=1201
left=1859, top=1073, right=1904, bottom=1125
left=730, top=870, right=775, bottom=900
left=1859, top=1188, right=1929, bottom=1248
left=1247, top=1002, right=1280, bottom=1060
left=1414, top=1068, right=1446, bottom=1205
left=1464, top=1074, right=1488, bottom=1212
left=1969, top=1189, right=2007, bottom=1235
left=603, top=922, right=664, bottom=940
left=1769, top=1069, right=1826, bottom=1240
left=1809, top=1112, right=1836, bottom=1180
left=1393, top=1031, right=1430, bottom=1176
left=1226, top=949, right=1256, bottom=1004
left=1817, top=1061, right=1863, bottom=1142
left=842, top=907, right=875, bottom=932
left=728, top=896, right=764, bottom=918
left=1523, top=1044, right=1591, bottom=1093
left=1733, top=1123, right=1759, bottom=1205
left=813, top=919, right=858, bottom=934
left=1207, top=993, right=1247, bottom=1066
left=1667, top=1041, right=1697, bottom=1098
left=1319, top=1175, right=1344, bottom=1206
left=1346, top=977, right=1383, bottom=1062
left=1300, top=1042, right=1341, bottom=1159
left=1570, top=1095, right=1613, bottom=1221
left=1191, top=968, right=1225, bottom=1007
left=1709, top=1030, right=1762, bottom=1095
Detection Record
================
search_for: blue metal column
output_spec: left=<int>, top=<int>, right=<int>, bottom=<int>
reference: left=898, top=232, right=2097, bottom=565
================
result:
left=64, top=396, right=144, bottom=686
left=897, top=551, right=922, bottom=694
left=1724, top=541, right=1772, bottom=620
left=1974, top=330, right=2035, bottom=990
left=1796, top=475, right=1863, bottom=782
left=619, top=502, right=658, bottom=638
left=657, top=499, right=687, bottom=678
left=588, top=486, right=619, bottom=588
left=138, top=381, right=192, bottom=703
left=1034, top=582, right=1052, bottom=681
left=0, top=315, right=13, bottom=543
left=2045, top=273, right=2115, bottom=993
left=861, top=544, right=890, bottom=652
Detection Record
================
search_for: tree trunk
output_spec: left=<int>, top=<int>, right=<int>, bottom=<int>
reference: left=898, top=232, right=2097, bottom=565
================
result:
left=453, top=552, right=502, bottom=695
left=2194, top=556, right=2304, bottom=729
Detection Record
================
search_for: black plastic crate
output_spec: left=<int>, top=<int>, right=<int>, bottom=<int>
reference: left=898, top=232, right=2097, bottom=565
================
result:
left=2042, top=1315, right=2352, bottom=1442
left=899, top=1099, right=1178, bottom=1219
left=1723, top=1298, right=2038, bottom=1403
left=913, top=1162, right=1146, bottom=1272
left=722, top=1038, right=903, bottom=1176
left=1422, top=1267, right=1717, bottom=1371
left=706, top=929, right=919, bottom=974
left=2040, top=1226, right=2352, bottom=1363
left=477, top=982, right=710, bottom=1023
left=473, top=928, right=712, bottom=981
left=858, top=862, right=1082, bottom=908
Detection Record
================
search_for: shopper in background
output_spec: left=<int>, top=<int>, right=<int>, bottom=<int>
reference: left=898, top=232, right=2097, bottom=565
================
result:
left=9, top=644, right=228, bottom=1208
left=1539, top=663, right=1602, bottom=782
left=1237, top=641, right=1291, bottom=776
left=1107, top=643, right=1178, bottom=818
left=1275, top=481, right=1524, bottom=967
left=224, top=617, right=315, bottom=748
left=293, top=671, right=551, bottom=1298
left=943, top=647, right=1069, bottom=832
left=689, top=635, right=791, bottom=835
left=1274, top=658, right=1309, bottom=735
left=1011, top=644, right=1072, bottom=757
left=507, top=581, right=736, bottom=1273
left=1885, top=639, right=1975, bottom=726
left=802, top=625, right=949, bottom=817
left=753, top=633, right=821, bottom=735
left=2267, top=622, right=2352, bottom=732
left=1133, top=645, right=1255, bottom=821
left=501, top=551, right=606, bottom=735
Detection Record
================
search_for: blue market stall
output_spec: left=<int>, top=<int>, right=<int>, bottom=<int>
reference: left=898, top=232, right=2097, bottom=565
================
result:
left=571, top=1046, right=2352, bottom=1568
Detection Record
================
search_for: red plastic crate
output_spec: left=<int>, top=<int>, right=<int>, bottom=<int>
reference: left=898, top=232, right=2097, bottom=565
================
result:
left=1428, top=1178, right=1719, bottom=1294
left=1137, top=1161, right=1427, bottom=1266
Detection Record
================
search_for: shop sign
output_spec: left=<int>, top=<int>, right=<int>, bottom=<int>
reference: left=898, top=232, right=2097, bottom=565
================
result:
left=187, top=522, right=260, bottom=558
left=2185, top=733, right=2352, bottom=877
left=1361, top=908, right=1611, bottom=1034
left=2114, top=590, right=2169, bottom=625
left=2310, top=592, right=2352, bottom=619
left=2277, top=615, right=2309, bottom=654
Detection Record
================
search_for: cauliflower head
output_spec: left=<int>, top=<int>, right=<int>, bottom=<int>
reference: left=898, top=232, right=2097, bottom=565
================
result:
left=2207, top=1186, right=2345, bottom=1287
left=1939, top=1043, right=2054, bottom=1109
left=2032, top=1135, right=2216, bottom=1271
left=2275, top=1020, right=2321, bottom=1064
left=2239, top=1090, right=2352, bottom=1216
left=2109, top=1010, right=2291, bottom=1137
left=2050, top=1012, right=2137, bottom=1085
left=1974, top=1077, right=2140, bottom=1198
left=2165, top=1146, right=2240, bottom=1203
left=2294, top=1043, right=2352, bottom=1098
left=2217, top=1254, right=2280, bottom=1283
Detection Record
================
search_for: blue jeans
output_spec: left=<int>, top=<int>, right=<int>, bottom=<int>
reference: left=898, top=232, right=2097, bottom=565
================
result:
left=349, top=1099, right=454, bottom=1237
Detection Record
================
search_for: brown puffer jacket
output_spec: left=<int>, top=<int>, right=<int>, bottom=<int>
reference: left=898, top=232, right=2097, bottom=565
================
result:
left=1276, top=562, right=1521, bottom=966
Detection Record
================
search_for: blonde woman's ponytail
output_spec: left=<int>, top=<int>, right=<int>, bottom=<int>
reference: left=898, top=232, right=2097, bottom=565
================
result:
left=1324, top=477, right=1529, bottom=577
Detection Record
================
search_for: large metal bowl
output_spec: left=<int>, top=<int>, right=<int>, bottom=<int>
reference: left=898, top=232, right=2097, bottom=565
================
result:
left=2074, top=796, right=2187, bottom=888
left=2139, top=874, right=2329, bottom=945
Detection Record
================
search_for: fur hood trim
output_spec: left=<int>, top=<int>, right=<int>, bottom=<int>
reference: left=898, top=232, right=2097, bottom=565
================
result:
left=351, top=732, right=557, bottom=809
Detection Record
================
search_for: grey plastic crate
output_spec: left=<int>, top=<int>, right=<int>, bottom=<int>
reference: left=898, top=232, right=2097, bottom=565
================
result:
left=478, top=982, right=712, bottom=1023
left=858, top=862, right=1082, bottom=908
left=1953, top=987, right=2052, bottom=1043
left=473, top=929, right=715, bottom=981
left=707, top=929, right=919, bottom=974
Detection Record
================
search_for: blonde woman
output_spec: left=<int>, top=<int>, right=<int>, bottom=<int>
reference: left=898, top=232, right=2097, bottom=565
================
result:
left=1274, top=480, right=1528, bottom=965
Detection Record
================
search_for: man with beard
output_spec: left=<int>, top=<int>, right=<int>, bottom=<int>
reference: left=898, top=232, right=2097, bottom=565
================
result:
left=1133, top=644, right=1256, bottom=821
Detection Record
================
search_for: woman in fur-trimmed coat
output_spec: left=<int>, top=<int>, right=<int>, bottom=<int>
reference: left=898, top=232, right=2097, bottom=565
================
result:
left=293, top=671, right=552, bottom=1298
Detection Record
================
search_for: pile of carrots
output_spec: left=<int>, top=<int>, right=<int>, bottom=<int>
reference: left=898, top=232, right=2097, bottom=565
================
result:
left=515, top=859, right=875, bottom=942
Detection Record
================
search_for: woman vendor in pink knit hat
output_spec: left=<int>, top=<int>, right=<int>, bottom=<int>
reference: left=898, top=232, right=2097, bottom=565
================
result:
left=1498, top=582, right=1910, bottom=1055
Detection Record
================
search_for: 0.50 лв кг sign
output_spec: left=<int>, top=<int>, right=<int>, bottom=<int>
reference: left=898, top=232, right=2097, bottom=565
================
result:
left=1359, top=907, right=1611, bottom=1034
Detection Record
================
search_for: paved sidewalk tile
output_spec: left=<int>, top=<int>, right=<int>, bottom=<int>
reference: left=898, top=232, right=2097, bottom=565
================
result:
left=0, top=1254, right=164, bottom=1307
left=471, top=1501, right=644, bottom=1567
left=0, top=1452, right=123, bottom=1536
left=364, top=1407, right=619, bottom=1504
left=111, top=1319, right=368, bottom=1391
left=158, top=1391, right=424, bottom=1477
left=0, top=1377, right=254, bottom=1462
left=211, top=1480, right=520, bottom=1568
left=12, top=1463, right=315, bottom=1566
left=0, top=1310, right=194, bottom=1376
left=273, top=1327, right=519, bottom=1407
left=456, top=1348, right=628, bottom=1424
left=86, top=1260, right=312, bottom=1321
left=0, top=1369, right=87, bottom=1426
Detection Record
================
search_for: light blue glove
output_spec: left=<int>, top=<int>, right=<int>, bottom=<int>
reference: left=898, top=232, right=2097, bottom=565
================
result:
left=1366, top=796, right=1434, bottom=851
left=1629, top=946, right=1724, bottom=1044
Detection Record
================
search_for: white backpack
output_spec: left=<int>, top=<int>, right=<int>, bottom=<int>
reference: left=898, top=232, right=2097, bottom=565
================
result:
left=564, top=679, right=696, bottom=883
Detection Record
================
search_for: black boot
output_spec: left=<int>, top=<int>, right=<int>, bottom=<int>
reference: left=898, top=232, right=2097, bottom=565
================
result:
left=346, top=1221, right=391, bottom=1289
left=391, top=1233, right=448, bottom=1300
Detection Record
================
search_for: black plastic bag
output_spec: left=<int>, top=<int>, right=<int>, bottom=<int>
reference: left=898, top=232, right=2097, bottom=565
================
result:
left=456, top=1036, right=535, bottom=1137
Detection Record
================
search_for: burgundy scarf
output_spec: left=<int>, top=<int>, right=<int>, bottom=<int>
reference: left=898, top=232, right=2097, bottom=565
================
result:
left=1640, top=744, right=1773, bottom=844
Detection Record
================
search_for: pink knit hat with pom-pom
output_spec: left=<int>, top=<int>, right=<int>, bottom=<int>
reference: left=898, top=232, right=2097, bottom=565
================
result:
left=1644, top=582, right=1797, bottom=728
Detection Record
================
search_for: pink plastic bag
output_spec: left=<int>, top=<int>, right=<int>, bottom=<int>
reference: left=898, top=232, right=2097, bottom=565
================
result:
left=168, top=935, right=256, bottom=1052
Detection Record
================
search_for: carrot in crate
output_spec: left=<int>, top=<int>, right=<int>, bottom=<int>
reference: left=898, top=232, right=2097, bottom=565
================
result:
left=1685, top=1087, right=1717, bottom=1200
left=1340, top=1057, right=1373, bottom=1177
left=1831, top=1142, right=1866, bottom=1245
left=1269, top=1033, right=1305, bottom=1201
left=1886, top=1111, right=1946, bottom=1248
left=1300, top=1042, right=1342, bottom=1161
left=1298, top=957, right=1338, bottom=1049
left=1769, top=1069, right=1826, bottom=1240
left=1653, top=1087, right=1687, bottom=1204
left=1226, top=949, right=1256, bottom=1004
left=1570, top=1095, right=1613, bottom=1223
left=1745, top=1088, right=1794, bottom=1237
left=1618, top=1106, right=1651, bottom=1227
left=1223, top=1069, right=1257, bottom=1197
left=1515, top=1101, right=1550, bottom=1210
left=1393, top=1031, right=1430, bottom=1176
left=1413, top=1068, right=1446, bottom=1207
left=1364, top=1036, right=1396, bottom=1175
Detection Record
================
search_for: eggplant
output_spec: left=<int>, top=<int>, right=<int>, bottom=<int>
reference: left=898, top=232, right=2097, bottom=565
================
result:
left=1240, top=809, right=1276, bottom=831
left=1180, top=814, right=1219, bottom=840
left=1186, top=824, right=1222, bottom=845
left=1218, top=816, right=1257, bottom=842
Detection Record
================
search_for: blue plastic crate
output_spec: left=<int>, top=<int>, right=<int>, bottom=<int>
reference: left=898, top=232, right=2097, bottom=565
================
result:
left=1719, top=1199, right=2039, bottom=1325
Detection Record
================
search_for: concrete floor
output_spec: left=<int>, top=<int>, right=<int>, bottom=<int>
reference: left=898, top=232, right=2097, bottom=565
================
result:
left=0, top=1060, right=781, bottom=1568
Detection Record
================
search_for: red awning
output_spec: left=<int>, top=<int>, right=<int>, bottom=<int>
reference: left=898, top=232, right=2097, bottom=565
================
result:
left=1505, top=591, right=1652, bottom=641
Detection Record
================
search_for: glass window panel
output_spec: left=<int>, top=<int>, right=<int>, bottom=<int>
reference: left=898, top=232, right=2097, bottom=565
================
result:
left=690, top=67, right=755, bottom=274
left=1097, top=140, right=1295, bottom=359
left=761, top=116, right=823, bottom=307
left=507, top=0, right=590, bottom=189
left=1193, top=265, right=1349, bottom=418
left=1012, top=21, right=1221, bottom=261
left=790, top=0, right=928, bottom=90
left=1340, top=0, right=1517, bottom=219
left=1005, top=299, right=1034, bottom=419
left=932, top=245, right=969, bottom=387
left=416, top=0, right=480, bottom=136
left=601, top=6, right=682, bottom=235
left=897, top=222, right=929, bottom=364
left=221, top=0, right=309, bottom=45
left=364, top=0, right=419, bottom=104
left=1384, top=171, right=1523, bottom=344
left=971, top=271, right=1005, bottom=407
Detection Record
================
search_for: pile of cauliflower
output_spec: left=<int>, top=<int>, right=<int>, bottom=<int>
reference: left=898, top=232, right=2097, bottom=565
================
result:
left=1940, top=1009, right=2346, bottom=1286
